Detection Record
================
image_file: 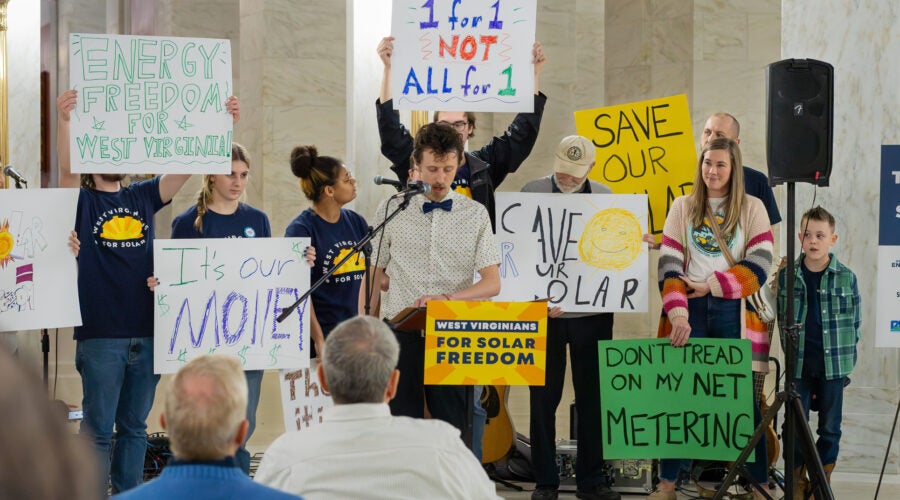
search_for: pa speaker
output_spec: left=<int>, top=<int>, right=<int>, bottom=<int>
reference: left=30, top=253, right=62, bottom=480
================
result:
left=766, top=59, right=834, bottom=186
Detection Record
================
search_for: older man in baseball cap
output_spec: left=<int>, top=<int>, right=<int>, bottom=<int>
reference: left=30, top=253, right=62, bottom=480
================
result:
left=521, top=135, right=621, bottom=500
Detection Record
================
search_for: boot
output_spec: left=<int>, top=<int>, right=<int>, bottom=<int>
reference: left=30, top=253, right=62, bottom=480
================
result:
left=823, top=463, right=835, bottom=484
left=793, top=466, right=809, bottom=500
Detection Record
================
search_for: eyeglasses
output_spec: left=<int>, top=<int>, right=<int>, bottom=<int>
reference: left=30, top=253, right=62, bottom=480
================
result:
left=440, top=120, right=469, bottom=132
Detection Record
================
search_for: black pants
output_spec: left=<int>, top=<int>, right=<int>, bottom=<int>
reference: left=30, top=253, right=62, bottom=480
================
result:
left=529, top=314, right=614, bottom=489
left=389, top=328, right=467, bottom=434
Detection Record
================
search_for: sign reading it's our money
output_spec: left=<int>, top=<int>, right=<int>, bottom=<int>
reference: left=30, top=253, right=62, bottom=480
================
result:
left=68, top=33, right=234, bottom=174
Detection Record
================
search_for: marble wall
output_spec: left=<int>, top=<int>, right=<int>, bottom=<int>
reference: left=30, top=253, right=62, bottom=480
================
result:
left=782, top=0, right=900, bottom=474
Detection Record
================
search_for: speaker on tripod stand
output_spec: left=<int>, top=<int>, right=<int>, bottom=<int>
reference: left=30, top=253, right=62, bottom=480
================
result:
left=766, top=59, right=834, bottom=186
left=713, top=58, right=836, bottom=500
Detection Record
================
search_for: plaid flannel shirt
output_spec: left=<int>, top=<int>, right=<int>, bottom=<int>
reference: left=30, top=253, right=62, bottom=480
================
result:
left=777, top=253, right=861, bottom=380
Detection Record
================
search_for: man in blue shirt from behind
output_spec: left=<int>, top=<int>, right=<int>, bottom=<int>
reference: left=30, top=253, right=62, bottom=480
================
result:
left=113, top=355, right=301, bottom=500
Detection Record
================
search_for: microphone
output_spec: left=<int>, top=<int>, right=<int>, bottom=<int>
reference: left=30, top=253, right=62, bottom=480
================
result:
left=3, top=165, right=27, bottom=186
left=373, top=175, right=404, bottom=191
left=391, top=180, right=431, bottom=200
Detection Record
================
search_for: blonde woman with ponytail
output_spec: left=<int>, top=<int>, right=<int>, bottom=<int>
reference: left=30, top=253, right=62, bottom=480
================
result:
left=167, top=143, right=273, bottom=476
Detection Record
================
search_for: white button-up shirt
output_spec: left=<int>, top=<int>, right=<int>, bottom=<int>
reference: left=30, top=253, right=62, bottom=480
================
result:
left=371, top=191, right=500, bottom=320
left=255, top=403, right=501, bottom=499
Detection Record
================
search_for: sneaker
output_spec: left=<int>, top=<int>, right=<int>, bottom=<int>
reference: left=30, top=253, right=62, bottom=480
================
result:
left=647, top=488, right=677, bottom=500
left=575, top=484, right=621, bottom=500
left=531, top=487, right=559, bottom=500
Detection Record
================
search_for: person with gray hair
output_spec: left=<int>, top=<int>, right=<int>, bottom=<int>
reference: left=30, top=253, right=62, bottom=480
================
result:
left=113, top=355, right=301, bottom=500
left=255, top=316, right=500, bottom=499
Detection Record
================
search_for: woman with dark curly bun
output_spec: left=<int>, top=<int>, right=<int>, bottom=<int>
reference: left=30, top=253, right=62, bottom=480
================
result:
left=285, top=145, right=369, bottom=358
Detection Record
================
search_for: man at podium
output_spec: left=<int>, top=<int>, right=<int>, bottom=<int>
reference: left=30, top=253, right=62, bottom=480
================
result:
left=361, top=122, right=501, bottom=444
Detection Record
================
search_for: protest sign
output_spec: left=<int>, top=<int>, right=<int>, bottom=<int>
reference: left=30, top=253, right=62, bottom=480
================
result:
left=424, top=300, right=546, bottom=386
left=495, top=192, right=648, bottom=312
left=876, top=145, right=900, bottom=347
left=153, top=237, right=310, bottom=374
left=599, top=338, right=755, bottom=461
left=68, top=33, right=233, bottom=174
left=0, top=189, right=82, bottom=331
left=280, top=359, right=334, bottom=432
left=575, top=95, right=697, bottom=242
left=390, top=0, right=537, bottom=112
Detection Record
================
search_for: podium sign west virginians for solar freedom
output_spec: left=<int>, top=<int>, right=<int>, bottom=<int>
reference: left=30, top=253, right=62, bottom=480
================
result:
left=68, top=33, right=234, bottom=174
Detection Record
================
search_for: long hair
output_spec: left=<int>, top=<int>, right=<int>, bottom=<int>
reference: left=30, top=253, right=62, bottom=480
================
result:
left=687, top=137, right=745, bottom=237
left=194, top=143, right=251, bottom=233
left=290, top=145, right=343, bottom=203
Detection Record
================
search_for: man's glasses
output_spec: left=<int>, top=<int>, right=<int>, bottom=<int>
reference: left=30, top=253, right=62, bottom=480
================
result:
left=440, top=120, right=469, bottom=132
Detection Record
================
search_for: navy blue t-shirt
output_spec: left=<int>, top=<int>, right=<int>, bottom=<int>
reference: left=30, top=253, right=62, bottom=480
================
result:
left=801, top=261, right=825, bottom=376
left=284, top=208, right=368, bottom=336
left=74, top=177, right=166, bottom=340
left=171, top=203, right=271, bottom=239
left=744, top=166, right=782, bottom=225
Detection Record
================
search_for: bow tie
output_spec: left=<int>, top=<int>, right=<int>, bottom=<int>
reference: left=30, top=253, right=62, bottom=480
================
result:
left=422, top=199, right=453, bottom=214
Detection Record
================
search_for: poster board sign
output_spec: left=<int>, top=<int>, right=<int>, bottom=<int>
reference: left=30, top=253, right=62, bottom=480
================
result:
left=68, top=33, right=233, bottom=174
left=494, top=192, right=648, bottom=312
left=0, top=189, right=82, bottom=331
left=390, top=0, right=537, bottom=112
left=424, top=300, right=546, bottom=386
left=280, top=359, right=334, bottom=432
left=574, top=95, right=697, bottom=242
left=153, top=237, right=311, bottom=374
left=599, top=338, right=755, bottom=461
left=876, top=144, right=900, bottom=347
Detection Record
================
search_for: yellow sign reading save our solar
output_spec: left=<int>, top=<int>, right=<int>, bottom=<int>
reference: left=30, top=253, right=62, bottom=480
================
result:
left=574, top=94, right=697, bottom=243
left=424, top=301, right=547, bottom=386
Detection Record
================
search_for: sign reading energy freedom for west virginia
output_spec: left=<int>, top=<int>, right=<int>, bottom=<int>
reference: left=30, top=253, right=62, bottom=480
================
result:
left=68, top=33, right=234, bottom=174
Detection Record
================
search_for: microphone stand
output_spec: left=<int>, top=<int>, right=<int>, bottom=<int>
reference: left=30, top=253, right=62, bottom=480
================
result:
left=277, top=194, right=415, bottom=323
left=10, top=175, right=48, bottom=389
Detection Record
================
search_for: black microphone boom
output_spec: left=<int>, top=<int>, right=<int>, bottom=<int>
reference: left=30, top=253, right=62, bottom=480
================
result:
left=373, top=175, right=403, bottom=191
left=3, top=165, right=27, bottom=186
left=391, top=180, right=431, bottom=200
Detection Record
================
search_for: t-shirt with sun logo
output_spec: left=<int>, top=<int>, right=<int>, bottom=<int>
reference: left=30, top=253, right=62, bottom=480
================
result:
left=451, top=164, right=473, bottom=198
left=685, top=197, right=747, bottom=283
left=74, top=176, right=167, bottom=340
left=171, top=203, right=271, bottom=240
left=285, top=208, right=368, bottom=337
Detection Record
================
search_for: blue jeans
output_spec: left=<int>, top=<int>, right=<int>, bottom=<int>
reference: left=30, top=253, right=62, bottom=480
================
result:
left=236, top=369, right=264, bottom=474
left=473, top=385, right=486, bottom=461
left=789, top=370, right=845, bottom=466
left=659, top=296, right=768, bottom=485
left=76, top=337, right=160, bottom=494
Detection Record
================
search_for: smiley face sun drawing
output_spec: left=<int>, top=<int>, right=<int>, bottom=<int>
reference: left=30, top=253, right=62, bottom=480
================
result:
left=578, top=208, right=643, bottom=271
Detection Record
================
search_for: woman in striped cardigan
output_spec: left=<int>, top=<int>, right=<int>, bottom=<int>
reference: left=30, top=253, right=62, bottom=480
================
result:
left=649, top=137, right=774, bottom=500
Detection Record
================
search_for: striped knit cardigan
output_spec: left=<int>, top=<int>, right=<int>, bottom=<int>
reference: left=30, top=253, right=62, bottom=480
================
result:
left=657, top=195, right=775, bottom=373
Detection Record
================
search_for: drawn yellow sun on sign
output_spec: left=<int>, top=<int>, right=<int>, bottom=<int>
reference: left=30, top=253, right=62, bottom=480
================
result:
left=0, top=219, right=15, bottom=269
left=100, top=216, right=144, bottom=240
left=333, top=247, right=366, bottom=275
left=578, top=208, right=643, bottom=270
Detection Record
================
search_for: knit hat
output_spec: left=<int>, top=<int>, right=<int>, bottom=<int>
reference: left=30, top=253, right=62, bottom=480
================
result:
left=553, top=135, right=595, bottom=178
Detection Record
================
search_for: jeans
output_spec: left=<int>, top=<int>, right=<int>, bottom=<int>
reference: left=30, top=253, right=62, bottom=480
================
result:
left=473, top=385, right=486, bottom=461
left=529, top=314, right=614, bottom=490
left=659, top=296, right=769, bottom=485
left=236, top=369, right=264, bottom=474
left=76, top=337, right=160, bottom=494
left=788, top=369, right=845, bottom=466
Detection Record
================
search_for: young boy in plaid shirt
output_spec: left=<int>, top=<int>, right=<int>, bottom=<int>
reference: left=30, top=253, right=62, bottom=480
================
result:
left=778, top=206, right=861, bottom=498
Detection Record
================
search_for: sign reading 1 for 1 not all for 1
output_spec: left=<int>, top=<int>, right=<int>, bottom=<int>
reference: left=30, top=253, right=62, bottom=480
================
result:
left=392, top=0, right=537, bottom=112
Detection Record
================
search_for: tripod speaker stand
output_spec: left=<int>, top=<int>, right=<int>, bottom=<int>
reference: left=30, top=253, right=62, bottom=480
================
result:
left=715, top=58, right=836, bottom=500
left=713, top=184, right=833, bottom=500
